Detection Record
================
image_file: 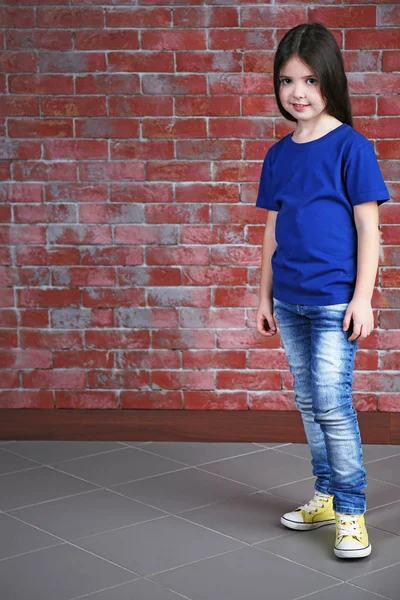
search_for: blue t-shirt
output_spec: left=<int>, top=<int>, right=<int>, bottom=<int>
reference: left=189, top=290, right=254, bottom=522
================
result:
left=256, top=123, right=390, bottom=305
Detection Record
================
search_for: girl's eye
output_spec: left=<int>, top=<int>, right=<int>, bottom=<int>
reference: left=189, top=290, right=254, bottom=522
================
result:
left=280, top=78, right=318, bottom=85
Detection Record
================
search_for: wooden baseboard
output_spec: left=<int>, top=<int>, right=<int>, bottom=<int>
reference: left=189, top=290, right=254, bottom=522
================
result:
left=0, top=410, right=398, bottom=444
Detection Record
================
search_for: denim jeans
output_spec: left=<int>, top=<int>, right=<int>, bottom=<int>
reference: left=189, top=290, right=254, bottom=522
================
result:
left=273, top=296, right=367, bottom=515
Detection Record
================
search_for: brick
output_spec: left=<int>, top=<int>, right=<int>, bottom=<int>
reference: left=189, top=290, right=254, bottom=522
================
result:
left=0, top=349, right=51, bottom=369
left=0, top=96, right=39, bottom=116
left=142, top=30, right=206, bottom=51
left=43, top=140, right=108, bottom=160
left=115, top=225, right=178, bottom=245
left=0, top=391, right=54, bottom=409
left=152, top=330, right=215, bottom=349
left=53, top=350, right=114, bottom=369
left=18, top=288, right=80, bottom=307
left=118, top=266, right=181, bottom=286
left=182, top=350, right=246, bottom=369
left=47, top=225, right=112, bottom=245
left=87, top=370, right=149, bottom=389
left=82, top=288, right=145, bottom=307
left=148, top=287, right=211, bottom=307
left=146, top=204, right=209, bottom=224
left=111, top=183, right=173, bottom=203
left=0, top=52, right=37, bottom=73
left=16, top=246, right=79, bottom=265
left=209, top=74, right=273, bottom=95
left=116, top=349, right=180, bottom=369
left=6, top=30, right=73, bottom=51
left=0, top=225, right=46, bottom=244
left=108, top=52, right=174, bottom=74
left=152, top=370, right=214, bottom=390
left=42, top=96, right=107, bottom=117
left=37, top=7, right=104, bottom=28
left=121, top=390, right=182, bottom=409
left=13, top=162, right=77, bottom=182
left=309, top=6, right=375, bottom=27
left=182, top=266, right=247, bottom=286
left=79, top=161, right=144, bottom=181
left=80, top=247, right=143, bottom=266
left=0, top=140, right=41, bottom=160
left=39, top=52, right=106, bottom=73
left=176, top=51, right=242, bottom=73
left=174, top=7, right=238, bottom=28
left=110, top=97, right=173, bottom=119
left=142, top=74, right=207, bottom=95
left=9, top=75, right=73, bottom=95
left=20, top=309, right=49, bottom=328
left=115, top=308, right=179, bottom=329
left=75, top=119, right=139, bottom=139
left=217, top=370, right=281, bottom=390
left=52, top=267, right=116, bottom=287
left=9, top=119, right=73, bottom=138
left=146, top=161, right=210, bottom=182
left=0, top=8, right=36, bottom=27
left=79, top=204, right=143, bottom=223
left=146, top=246, right=210, bottom=266
left=209, top=29, right=274, bottom=51
left=184, top=391, right=247, bottom=410
left=176, top=97, right=241, bottom=118
left=346, top=28, right=400, bottom=49
left=0, top=309, right=16, bottom=327
left=176, top=183, right=239, bottom=204
left=180, top=225, right=244, bottom=245
left=106, top=7, right=171, bottom=28
left=110, top=140, right=173, bottom=159
left=76, top=30, right=139, bottom=50
left=20, top=329, right=83, bottom=349
left=76, top=74, right=140, bottom=95
left=56, top=391, right=118, bottom=409
left=142, top=118, right=207, bottom=139
left=242, top=7, right=306, bottom=28
left=51, top=308, right=113, bottom=329
left=86, top=330, right=150, bottom=349
left=22, top=370, right=85, bottom=389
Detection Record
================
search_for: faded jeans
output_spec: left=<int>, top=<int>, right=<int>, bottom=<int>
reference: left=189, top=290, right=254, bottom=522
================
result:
left=273, top=296, right=367, bottom=515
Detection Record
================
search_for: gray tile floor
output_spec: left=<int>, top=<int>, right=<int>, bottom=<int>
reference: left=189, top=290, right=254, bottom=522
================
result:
left=1, top=439, right=400, bottom=600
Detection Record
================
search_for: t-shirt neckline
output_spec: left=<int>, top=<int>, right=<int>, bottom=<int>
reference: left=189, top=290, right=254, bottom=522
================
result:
left=289, top=122, right=347, bottom=147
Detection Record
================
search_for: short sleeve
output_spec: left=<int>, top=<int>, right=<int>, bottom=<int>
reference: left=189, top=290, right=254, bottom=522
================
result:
left=345, top=142, right=390, bottom=207
left=256, top=149, right=280, bottom=211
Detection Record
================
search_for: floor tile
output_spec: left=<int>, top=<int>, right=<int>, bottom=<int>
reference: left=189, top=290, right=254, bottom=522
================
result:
left=349, top=563, right=400, bottom=599
left=52, top=447, right=187, bottom=487
left=0, top=466, right=99, bottom=511
left=0, top=512, right=61, bottom=560
left=151, top=545, right=340, bottom=600
left=199, top=448, right=312, bottom=489
left=366, top=456, right=400, bottom=486
left=179, top=491, right=301, bottom=544
left=295, top=582, right=391, bottom=599
left=256, top=524, right=400, bottom=580
left=366, top=500, right=400, bottom=536
left=7, top=489, right=166, bottom=541
left=0, top=448, right=41, bottom=474
left=74, top=578, right=187, bottom=600
left=74, top=515, right=245, bottom=577
left=130, top=442, right=266, bottom=465
left=3, top=441, right=124, bottom=464
left=0, top=543, right=137, bottom=600
left=111, top=467, right=256, bottom=514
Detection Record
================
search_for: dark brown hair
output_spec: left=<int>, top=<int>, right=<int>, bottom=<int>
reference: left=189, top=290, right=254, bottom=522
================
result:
left=273, top=22, right=353, bottom=127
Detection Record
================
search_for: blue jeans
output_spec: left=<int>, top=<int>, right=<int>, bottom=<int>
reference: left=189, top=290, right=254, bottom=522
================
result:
left=273, top=297, right=367, bottom=515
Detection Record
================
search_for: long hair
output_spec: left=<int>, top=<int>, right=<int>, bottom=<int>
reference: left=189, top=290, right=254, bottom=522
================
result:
left=273, top=22, right=353, bottom=127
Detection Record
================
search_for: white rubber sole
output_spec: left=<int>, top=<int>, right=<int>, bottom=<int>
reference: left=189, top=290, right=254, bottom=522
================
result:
left=280, top=516, right=336, bottom=531
left=334, top=544, right=372, bottom=559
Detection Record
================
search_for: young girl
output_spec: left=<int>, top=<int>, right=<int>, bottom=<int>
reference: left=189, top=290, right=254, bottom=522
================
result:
left=256, top=22, right=390, bottom=560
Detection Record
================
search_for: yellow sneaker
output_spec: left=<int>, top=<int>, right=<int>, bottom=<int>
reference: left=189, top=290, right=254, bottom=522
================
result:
left=281, top=490, right=335, bottom=531
left=334, top=512, right=372, bottom=559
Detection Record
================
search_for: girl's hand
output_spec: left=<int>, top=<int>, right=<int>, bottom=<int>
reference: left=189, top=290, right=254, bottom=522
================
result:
left=256, top=298, right=278, bottom=337
left=343, top=299, right=374, bottom=341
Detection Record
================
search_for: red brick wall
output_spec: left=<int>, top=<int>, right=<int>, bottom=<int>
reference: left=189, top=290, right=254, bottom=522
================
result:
left=0, top=3, right=399, bottom=411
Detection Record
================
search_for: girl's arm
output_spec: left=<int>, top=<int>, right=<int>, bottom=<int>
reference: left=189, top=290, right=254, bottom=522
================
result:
left=352, top=201, right=380, bottom=303
left=257, top=210, right=278, bottom=336
left=344, top=200, right=379, bottom=341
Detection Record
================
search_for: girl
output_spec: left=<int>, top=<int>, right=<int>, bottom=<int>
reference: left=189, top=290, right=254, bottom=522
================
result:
left=255, top=22, right=390, bottom=560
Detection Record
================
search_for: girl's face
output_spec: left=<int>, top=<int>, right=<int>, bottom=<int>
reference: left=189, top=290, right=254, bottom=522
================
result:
left=279, top=55, right=327, bottom=122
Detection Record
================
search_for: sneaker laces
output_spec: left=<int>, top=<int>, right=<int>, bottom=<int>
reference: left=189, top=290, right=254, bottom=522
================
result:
left=297, top=492, right=331, bottom=514
left=336, top=513, right=361, bottom=538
